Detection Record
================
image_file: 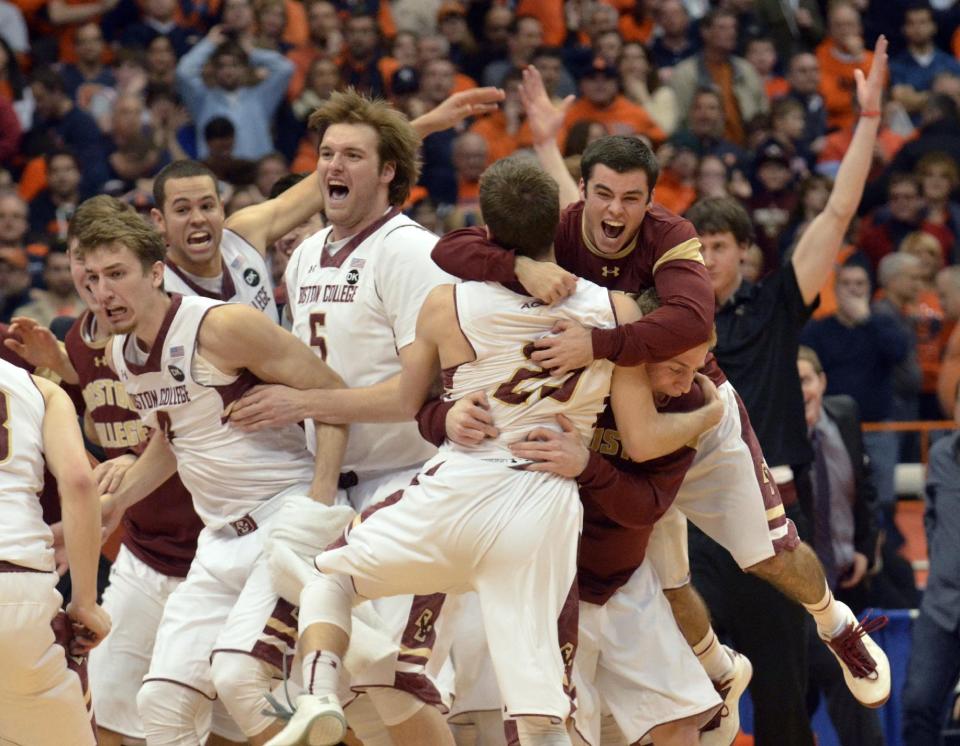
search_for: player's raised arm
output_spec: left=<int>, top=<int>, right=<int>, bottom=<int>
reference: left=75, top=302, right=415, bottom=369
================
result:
left=198, top=303, right=348, bottom=503
left=34, top=376, right=111, bottom=650
left=518, top=65, right=580, bottom=209
left=791, top=36, right=887, bottom=305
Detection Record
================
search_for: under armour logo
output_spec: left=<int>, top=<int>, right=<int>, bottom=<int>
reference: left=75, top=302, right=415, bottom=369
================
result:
left=601, top=266, right=620, bottom=277
left=94, top=355, right=106, bottom=367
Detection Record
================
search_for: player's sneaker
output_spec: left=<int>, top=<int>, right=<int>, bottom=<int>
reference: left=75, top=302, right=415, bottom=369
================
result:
left=820, top=604, right=890, bottom=708
left=264, top=693, right=347, bottom=746
left=700, top=646, right=753, bottom=746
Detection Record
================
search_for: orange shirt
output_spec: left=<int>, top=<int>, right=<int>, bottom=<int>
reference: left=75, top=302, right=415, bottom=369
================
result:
left=561, top=95, right=665, bottom=149
left=939, top=321, right=960, bottom=415
left=815, top=40, right=874, bottom=132
left=764, top=77, right=790, bottom=101
left=705, top=59, right=745, bottom=146
left=652, top=169, right=695, bottom=215
left=818, top=126, right=905, bottom=170
left=516, top=0, right=565, bottom=47
left=469, top=111, right=534, bottom=164
left=282, top=0, right=308, bottom=47
left=618, top=15, right=653, bottom=44
left=811, top=243, right=856, bottom=320
left=912, top=289, right=947, bottom=394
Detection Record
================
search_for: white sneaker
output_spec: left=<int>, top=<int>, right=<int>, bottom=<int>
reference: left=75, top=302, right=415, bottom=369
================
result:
left=700, top=647, right=753, bottom=746
left=820, top=604, right=890, bottom=708
left=265, top=693, right=347, bottom=746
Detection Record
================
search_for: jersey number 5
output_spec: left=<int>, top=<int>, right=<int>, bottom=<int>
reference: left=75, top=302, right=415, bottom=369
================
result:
left=0, top=391, right=9, bottom=464
left=309, top=312, right=327, bottom=360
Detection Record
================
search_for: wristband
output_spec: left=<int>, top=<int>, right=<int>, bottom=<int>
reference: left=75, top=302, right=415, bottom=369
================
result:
left=860, top=110, right=881, bottom=118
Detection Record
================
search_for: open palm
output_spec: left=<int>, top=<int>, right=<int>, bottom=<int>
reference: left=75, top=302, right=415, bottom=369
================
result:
left=518, top=65, right=573, bottom=146
left=856, top=35, right=887, bottom=114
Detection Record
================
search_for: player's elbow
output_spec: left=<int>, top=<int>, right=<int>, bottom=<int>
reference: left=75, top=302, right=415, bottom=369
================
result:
left=59, top=468, right=100, bottom=504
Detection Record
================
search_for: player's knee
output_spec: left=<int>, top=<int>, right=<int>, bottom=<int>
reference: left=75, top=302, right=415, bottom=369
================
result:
left=209, top=652, right=275, bottom=737
left=367, top=687, right=426, bottom=727
left=649, top=713, right=701, bottom=746
left=745, top=550, right=788, bottom=580
left=137, top=680, right=207, bottom=745
left=514, top=716, right=570, bottom=746
left=299, top=572, right=355, bottom=635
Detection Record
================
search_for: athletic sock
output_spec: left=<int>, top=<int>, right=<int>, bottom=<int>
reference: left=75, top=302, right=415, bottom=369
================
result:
left=301, top=650, right=342, bottom=697
left=803, top=583, right=849, bottom=638
left=692, top=627, right=734, bottom=682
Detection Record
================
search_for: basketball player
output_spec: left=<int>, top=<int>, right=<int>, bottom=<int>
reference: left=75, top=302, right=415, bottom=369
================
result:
left=266, top=156, right=726, bottom=746
left=76, top=210, right=347, bottom=746
left=431, top=44, right=892, bottom=723
left=0, top=357, right=111, bottom=746
left=153, top=86, right=505, bottom=320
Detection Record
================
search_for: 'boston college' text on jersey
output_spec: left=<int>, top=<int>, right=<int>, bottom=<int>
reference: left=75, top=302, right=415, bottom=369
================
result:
left=445, top=279, right=617, bottom=459
left=286, top=210, right=453, bottom=474
left=0, top=360, right=51, bottom=571
left=111, top=295, right=315, bottom=528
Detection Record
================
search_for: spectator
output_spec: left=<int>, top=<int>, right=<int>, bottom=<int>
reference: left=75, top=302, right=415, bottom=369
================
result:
left=669, top=87, right=743, bottom=166
left=901, top=411, right=960, bottom=746
left=201, top=115, right=257, bottom=185
left=770, top=97, right=815, bottom=174
left=468, top=69, right=533, bottom=164
left=890, top=3, right=960, bottom=121
left=286, top=0, right=341, bottom=98
left=649, top=0, right=699, bottom=77
left=339, top=12, right=388, bottom=97
left=292, top=57, right=340, bottom=121
left=618, top=41, right=679, bottom=135
left=858, top=174, right=942, bottom=272
left=25, top=66, right=108, bottom=193
left=0, top=0, right=28, bottom=55
left=653, top=144, right=698, bottom=214
left=0, top=37, right=33, bottom=131
left=105, top=94, right=163, bottom=191
left=800, top=261, right=910, bottom=529
left=0, top=191, right=48, bottom=284
left=0, top=247, right=30, bottom=323
left=254, top=152, right=288, bottom=199
left=145, top=35, right=178, bottom=89
left=815, top=1, right=874, bottom=133
left=59, top=22, right=115, bottom=105
left=253, top=0, right=292, bottom=53
left=754, top=0, right=824, bottom=60
left=745, top=36, right=789, bottom=101
left=46, top=0, right=120, bottom=65
left=446, top=131, right=486, bottom=227
left=457, top=4, right=511, bottom=82
left=916, top=151, right=960, bottom=263
left=11, top=247, right=82, bottom=325
left=695, top=153, right=732, bottom=199
left=220, top=0, right=256, bottom=43
left=900, top=231, right=950, bottom=419
left=176, top=25, right=294, bottom=160
left=748, top=139, right=798, bottom=273
left=119, top=0, right=195, bottom=58
left=937, top=265, right=960, bottom=416
left=146, top=83, right=193, bottom=160
left=781, top=174, right=833, bottom=261
left=593, top=29, right=623, bottom=66
left=436, top=1, right=478, bottom=74
left=28, top=150, right=83, bottom=242
left=417, top=58, right=458, bottom=204
left=223, top=183, right=263, bottom=215
left=481, top=15, right=542, bottom=88
left=670, top=8, right=767, bottom=148
left=417, top=34, right=478, bottom=94
left=560, top=57, right=665, bottom=149
left=783, top=51, right=827, bottom=159
left=797, top=344, right=884, bottom=746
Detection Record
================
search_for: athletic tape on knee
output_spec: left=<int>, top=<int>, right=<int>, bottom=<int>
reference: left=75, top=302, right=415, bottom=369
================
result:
left=299, top=572, right=354, bottom=635
left=209, top=652, right=276, bottom=737
left=137, top=680, right=209, bottom=746
left=367, top=686, right=426, bottom=727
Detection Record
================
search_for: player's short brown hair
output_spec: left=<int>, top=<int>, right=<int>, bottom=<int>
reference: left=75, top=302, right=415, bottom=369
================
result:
left=580, top=135, right=660, bottom=196
left=636, top=288, right=717, bottom=348
left=308, top=88, right=421, bottom=207
left=479, top=155, right=559, bottom=259
left=686, top=197, right=755, bottom=245
left=68, top=195, right=135, bottom=246
left=153, top=159, right=220, bottom=211
left=74, top=210, right=167, bottom=272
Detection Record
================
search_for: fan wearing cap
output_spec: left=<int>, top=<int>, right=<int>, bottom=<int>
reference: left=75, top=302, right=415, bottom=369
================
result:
left=746, top=139, right=798, bottom=274
left=559, top=56, right=665, bottom=149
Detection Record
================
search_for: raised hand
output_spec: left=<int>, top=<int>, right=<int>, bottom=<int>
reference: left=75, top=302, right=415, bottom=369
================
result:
left=856, top=35, right=887, bottom=115
left=5, top=317, right=76, bottom=382
left=412, top=87, right=506, bottom=138
left=518, top=65, right=573, bottom=146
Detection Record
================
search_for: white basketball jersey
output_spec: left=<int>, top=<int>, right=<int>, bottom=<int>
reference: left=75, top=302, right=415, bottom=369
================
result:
left=164, top=229, right=278, bottom=322
left=111, top=296, right=315, bottom=529
left=286, top=210, right=453, bottom=473
left=445, top=279, right=617, bottom=459
left=0, top=360, right=52, bottom=571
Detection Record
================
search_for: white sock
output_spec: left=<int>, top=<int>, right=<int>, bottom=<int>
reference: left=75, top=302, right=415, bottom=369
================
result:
left=692, top=628, right=734, bottom=682
left=301, top=650, right=342, bottom=697
left=803, top=583, right=849, bottom=638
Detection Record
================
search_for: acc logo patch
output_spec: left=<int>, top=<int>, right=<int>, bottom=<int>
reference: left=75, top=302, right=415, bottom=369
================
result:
left=167, top=365, right=185, bottom=382
left=243, top=268, right=261, bottom=286
left=345, top=268, right=360, bottom=285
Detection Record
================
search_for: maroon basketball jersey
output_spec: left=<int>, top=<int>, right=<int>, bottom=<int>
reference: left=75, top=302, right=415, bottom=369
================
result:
left=65, top=311, right=202, bottom=577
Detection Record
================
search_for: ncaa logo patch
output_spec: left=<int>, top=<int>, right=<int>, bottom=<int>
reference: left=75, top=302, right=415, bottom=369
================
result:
left=243, top=268, right=261, bottom=287
left=167, top=365, right=185, bottom=382
left=346, top=268, right=360, bottom=285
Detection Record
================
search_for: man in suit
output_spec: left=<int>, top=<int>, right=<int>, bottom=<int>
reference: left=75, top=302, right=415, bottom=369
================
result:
left=798, top=345, right=884, bottom=746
